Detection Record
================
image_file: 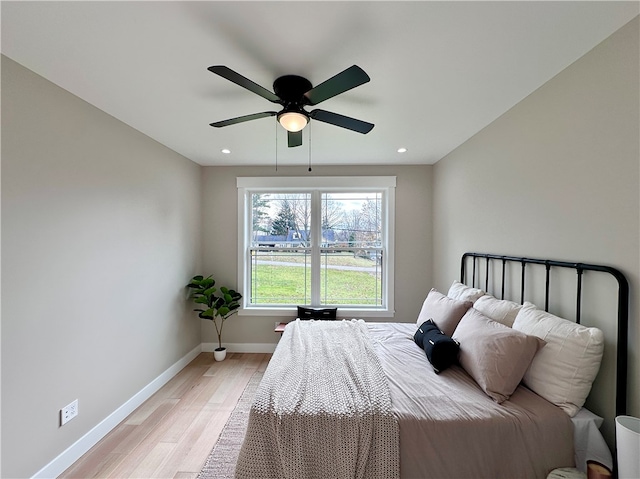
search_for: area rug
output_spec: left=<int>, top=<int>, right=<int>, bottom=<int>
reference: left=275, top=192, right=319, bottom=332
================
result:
left=197, top=371, right=263, bottom=479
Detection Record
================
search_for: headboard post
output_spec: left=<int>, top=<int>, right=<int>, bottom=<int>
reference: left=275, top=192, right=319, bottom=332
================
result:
left=544, top=262, right=551, bottom=312
left=520, top=260, right=526, bottom=304
left=576, top=266, right=584, bottom=324
left=501, top=259, right=507, bottom=300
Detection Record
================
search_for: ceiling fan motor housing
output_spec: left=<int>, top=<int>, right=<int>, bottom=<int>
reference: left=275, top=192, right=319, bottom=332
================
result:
left=273, top=75, right=313, bottom=106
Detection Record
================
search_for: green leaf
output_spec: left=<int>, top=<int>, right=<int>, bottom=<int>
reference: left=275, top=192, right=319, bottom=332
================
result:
left=187, top=275, right=207, bottom=287
left=203, top=286, right=217, bottom=296
left=198, top=308, right=214, bottom=319
left=218, top=306, right=230, bottom=316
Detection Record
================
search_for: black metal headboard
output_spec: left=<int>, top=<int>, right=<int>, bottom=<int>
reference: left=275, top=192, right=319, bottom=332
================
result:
left=460, top=252, right=629, bottom=417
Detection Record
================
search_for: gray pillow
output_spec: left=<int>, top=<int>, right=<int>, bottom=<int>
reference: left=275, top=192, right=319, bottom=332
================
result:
left=416, top=289, right=472, bottom=337
left=453, top=308, right=544, bottom=403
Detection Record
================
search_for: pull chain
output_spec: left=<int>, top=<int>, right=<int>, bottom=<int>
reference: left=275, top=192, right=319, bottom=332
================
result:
left=308, top=122, right=312, bottom=172
left=275, top=119, right=278, bottom=171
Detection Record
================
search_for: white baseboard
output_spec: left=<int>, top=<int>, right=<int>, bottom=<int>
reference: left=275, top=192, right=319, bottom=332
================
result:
left=31, top=341, right=275, bottom=478
left=201, top=342, right=277, bottom=353
left=32, top=344, right=202, bottom=479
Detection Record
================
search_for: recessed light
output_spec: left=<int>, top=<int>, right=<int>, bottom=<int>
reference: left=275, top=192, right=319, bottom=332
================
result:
left=397, top=147, right=407, bottom=153
left=221, top=148, right=231, bottom=154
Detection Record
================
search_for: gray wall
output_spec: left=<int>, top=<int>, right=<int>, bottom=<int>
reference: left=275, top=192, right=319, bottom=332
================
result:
left=432, top=17, right=639, bottom=443
left=1, top=56, right=203, bottom=478
left=200, top=165, right=433, bottom=346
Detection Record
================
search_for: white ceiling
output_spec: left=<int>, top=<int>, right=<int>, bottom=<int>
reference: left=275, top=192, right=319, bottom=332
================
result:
left=2, top=1, right=638, bottom=167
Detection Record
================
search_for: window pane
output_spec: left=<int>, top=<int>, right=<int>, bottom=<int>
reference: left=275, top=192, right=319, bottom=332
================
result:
left=320, top=193, right=383, bottom=306
left=321, top=192, right=382, bottom=249
left=320, top=249, right=383, bottom=306
left=251, top=193, right=311, bottom=248
left=250, top=248, right=311, bottom=304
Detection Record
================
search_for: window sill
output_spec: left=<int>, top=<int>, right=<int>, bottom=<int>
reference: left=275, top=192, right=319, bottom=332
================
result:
left=238, top=307, right=395, bottom=319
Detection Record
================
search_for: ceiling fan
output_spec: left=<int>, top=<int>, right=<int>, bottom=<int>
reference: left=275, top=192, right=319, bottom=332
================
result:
left=208, top=65, right=374, bottom=147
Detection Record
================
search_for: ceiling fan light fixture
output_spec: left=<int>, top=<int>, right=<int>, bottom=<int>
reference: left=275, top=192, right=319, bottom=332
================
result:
left=278, top=111, right=309, bottom=132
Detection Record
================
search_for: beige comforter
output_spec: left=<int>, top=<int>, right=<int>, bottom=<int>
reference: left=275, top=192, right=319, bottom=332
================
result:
left=234, top=319, right=399, bottom=479
left=236, top=321, right=573, bottom=479
left=368, top=322, right=574, bottom=479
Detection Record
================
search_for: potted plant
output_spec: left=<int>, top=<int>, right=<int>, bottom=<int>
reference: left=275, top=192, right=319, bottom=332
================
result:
left=187, top=275, right=242, bottom=361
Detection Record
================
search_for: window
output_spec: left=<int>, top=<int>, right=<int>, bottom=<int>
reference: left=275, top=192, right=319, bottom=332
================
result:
left=237, top=177, right=395, bottom=317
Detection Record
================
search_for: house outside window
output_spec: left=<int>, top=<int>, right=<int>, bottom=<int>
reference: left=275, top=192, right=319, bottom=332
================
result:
left=237, top=177, right=395, bottom=317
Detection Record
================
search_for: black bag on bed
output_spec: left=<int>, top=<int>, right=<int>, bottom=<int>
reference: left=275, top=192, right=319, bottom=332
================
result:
left=414, top=319, right=460, bottom=374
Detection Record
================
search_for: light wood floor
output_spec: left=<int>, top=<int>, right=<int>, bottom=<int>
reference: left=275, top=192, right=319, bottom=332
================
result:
left=60, top=352, right=271, bottom=479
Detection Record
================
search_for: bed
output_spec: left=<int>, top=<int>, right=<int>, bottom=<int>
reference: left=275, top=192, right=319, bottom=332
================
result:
left=234, top=253, right=629, bottom=479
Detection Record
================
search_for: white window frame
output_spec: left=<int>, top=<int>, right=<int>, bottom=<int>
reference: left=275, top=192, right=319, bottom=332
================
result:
left=237, top=176, right=396, bottom=318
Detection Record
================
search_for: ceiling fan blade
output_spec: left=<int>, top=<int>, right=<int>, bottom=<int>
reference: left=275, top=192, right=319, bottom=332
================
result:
left=288, top=130, right=303, bottom=148
left=210, top=111, right=277, bottom=128
left=309, top=109, right=374, bottom=134
left=208, top=65, right=280, bottom=103
left=304, top=65, right=370, bottom=106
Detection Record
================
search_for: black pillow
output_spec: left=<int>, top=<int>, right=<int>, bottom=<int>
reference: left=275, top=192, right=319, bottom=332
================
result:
left=414, top=319, right=460, bottom=374
left=297, top=306, right=337, bottom=320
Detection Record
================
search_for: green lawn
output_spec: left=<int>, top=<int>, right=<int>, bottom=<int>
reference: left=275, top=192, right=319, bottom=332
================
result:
left=251, top=263, right=381, bottom=305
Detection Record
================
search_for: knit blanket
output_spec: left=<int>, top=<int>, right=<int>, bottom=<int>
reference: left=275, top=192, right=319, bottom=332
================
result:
left=234, top=319, right=399, bottom=479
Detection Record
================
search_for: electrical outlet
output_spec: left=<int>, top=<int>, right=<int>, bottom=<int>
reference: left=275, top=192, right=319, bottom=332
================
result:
left=61, top=399, right=78, bottom=426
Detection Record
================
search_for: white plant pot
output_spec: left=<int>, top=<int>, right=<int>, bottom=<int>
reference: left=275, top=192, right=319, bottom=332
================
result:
left=213, top=348, right=227, bottom=362
left=616, top=416, right=640, bottom=479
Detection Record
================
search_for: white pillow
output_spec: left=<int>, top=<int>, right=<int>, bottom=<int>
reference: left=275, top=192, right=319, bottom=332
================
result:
left=473, top=295, right=522, bottom=327
left=447, top=280, right=485, bottom=303
left=512, top=302, right=604, bottom=417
